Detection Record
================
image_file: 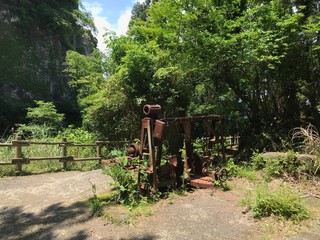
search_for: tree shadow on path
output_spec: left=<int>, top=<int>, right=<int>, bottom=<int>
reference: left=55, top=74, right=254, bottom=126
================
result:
left=0, top=202, right=159, bottom=240
left=0, top=201, right=89, bottom=240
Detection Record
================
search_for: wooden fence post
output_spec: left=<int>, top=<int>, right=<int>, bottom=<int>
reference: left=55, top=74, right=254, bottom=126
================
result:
left=15, top=135, right=23, bottom=172
left=96, top=141, right=103, bottom=163
left=62, top=138, right=67, bottom=170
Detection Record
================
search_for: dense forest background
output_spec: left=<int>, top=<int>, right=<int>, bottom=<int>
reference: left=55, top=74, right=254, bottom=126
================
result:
left=0, top=0, right=96, bottom=131
left=1, top=0, right=320, bottom=153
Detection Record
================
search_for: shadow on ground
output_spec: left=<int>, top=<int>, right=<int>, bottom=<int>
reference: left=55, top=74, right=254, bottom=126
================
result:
left=0, top=202, right=159, bottom=240
left=0, top=201, right=89, bottom=240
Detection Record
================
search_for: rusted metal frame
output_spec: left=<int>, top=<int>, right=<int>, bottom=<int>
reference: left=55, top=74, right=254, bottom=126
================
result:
left=160, top=115, right=222, bottom=123
left=147, top=118, right=157, bottom=191
left=138, top=117, right=159, bottom=191
left=221, top=117, right=226, bottom=163
left=182, top=121, right=193, bottom=174
left=139, top=119, right=149, bottom=156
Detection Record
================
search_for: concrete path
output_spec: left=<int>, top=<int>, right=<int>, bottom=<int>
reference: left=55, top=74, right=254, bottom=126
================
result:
left=0, top=170, right=112, bottom=240
left=1, top=170, right=318, bottom=240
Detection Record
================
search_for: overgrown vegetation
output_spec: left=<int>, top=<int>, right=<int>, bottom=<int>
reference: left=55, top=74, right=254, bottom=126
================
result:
left=0, top=101, right=102, bottom=176
left=242, top=183, right=309, bottom=221
left=63, top=0, right=320, bottom=150
left=249, top=125, right=320, bottom=179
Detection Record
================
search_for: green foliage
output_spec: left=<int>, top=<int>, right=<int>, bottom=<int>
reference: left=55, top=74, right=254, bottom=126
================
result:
left=26, top=101, right=64, bottom=127
left=16, top=101, right=64, bottom=138
left=63, top=0, right=320, bottom=150
left=225, top=158, right=239, bottom=176
left=56, top=126, right=96, bottom=144
left=243, top=183, right=309, bottom=221
left=213, top=180, right=231, bottom=191
left=226, top=159, right=258, bottom=181
left=105, top=164, right=141, bottom=206
left=250, top=150, right=320, bottom=179
left=9, top=0, right=95, bottom=48
left=55, top=126, right=100, bottom=171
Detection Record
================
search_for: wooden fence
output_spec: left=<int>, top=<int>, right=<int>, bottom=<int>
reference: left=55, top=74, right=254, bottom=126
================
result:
left=0, top=135, right=128, bottom=172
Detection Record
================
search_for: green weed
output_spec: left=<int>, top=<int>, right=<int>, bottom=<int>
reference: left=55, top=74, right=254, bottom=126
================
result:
left=242, top=183, right=309, bottom=221
left=105, top=164, right=141, bottom=207
left=226, top=159, right=258, bottom=181
left=237, top=167, right=258, bottom=181
left=251, top=151, right=298, bottom=179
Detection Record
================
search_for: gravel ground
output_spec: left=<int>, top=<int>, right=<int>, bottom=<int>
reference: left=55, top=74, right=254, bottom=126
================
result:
left=0, top=170, right=318, bottom=240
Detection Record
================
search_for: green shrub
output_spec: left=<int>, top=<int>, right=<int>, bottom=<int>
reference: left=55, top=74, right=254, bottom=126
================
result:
left=16, top=100, right=64, bottom=138
left=247, top=183, right=309, bottom=221
left=251, top=152, right=267, bottom=170
left=105, top=164, right=140, bottom=206
left=251, top=151, right=298, bottom=178
left=226, top=158, right=239, bottom=176
left=226, top=159, right=257, bottom=181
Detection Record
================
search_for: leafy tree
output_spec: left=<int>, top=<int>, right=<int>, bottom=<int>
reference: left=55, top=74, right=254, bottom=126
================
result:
left=66, top=0, right=320, bottom=151
left=130, top=0, right=151, bottom=22
left=16, top=100, right=64, bottom=138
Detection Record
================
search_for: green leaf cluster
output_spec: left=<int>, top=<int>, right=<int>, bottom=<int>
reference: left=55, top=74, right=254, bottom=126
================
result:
left=16, top=100, right=64, bottom=138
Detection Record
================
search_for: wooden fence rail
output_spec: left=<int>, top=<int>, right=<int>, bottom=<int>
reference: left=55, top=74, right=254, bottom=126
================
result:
left=0, top=135, right=128, bottom=172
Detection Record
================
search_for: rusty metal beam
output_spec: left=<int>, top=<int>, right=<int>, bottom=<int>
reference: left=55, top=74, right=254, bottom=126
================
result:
left=161, top=115, right=222, bottom=123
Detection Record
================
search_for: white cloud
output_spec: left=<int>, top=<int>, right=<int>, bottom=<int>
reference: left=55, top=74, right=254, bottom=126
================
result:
left=83, top=2, right=112, bottom=51
left=84, top=1, right=147, bottom=51
left=115, top=8, right=132, bottom=36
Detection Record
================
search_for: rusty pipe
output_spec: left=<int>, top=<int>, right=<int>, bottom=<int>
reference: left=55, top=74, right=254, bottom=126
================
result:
left=143, top=104, right=161, bottom=116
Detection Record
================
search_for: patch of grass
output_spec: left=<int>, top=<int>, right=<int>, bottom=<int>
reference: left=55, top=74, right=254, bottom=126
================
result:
left=237, top=166, right=258, bottom=181
left=88, top=192, right=156, bottom=224
left=226, top=158, right=258, bottom=181
left=0, top=166, right=17, bottom=177
left=242, top=183, right=310, bottom=221
left=101, top=201, right=155, bottom=225
left=88, top=191, right=115, bottom=216
left=258, top=216, right=298, bottom=240
left=214, top=180, right=231, bottom=191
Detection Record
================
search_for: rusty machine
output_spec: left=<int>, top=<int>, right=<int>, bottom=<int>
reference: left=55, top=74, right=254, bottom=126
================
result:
left=127, top=104, right=228, bottom=191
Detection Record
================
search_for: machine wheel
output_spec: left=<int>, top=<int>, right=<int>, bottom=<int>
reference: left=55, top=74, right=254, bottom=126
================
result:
left=217, top=168, right=228, bottom=182
left=202, top=162, right=208, bottom=175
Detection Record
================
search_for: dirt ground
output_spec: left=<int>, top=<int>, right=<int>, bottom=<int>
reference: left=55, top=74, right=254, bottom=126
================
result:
left=0, top=170, right=319, bottom=240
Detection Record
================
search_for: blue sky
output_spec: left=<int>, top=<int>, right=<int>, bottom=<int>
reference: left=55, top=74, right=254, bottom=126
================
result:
left=83, top=0, right=145, bottom=51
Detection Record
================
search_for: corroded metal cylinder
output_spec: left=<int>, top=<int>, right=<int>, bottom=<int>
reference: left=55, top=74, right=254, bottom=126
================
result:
left=127, top=143, right=140, bottom=157
left=143, top=104, right=161, bottom=116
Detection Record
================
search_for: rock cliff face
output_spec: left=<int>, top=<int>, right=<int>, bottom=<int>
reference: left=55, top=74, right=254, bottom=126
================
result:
left=0, top=0, right=96, bottom=132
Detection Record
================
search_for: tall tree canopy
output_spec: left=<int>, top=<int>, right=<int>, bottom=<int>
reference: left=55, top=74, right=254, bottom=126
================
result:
left=67, top=0, right=320, bottom=150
